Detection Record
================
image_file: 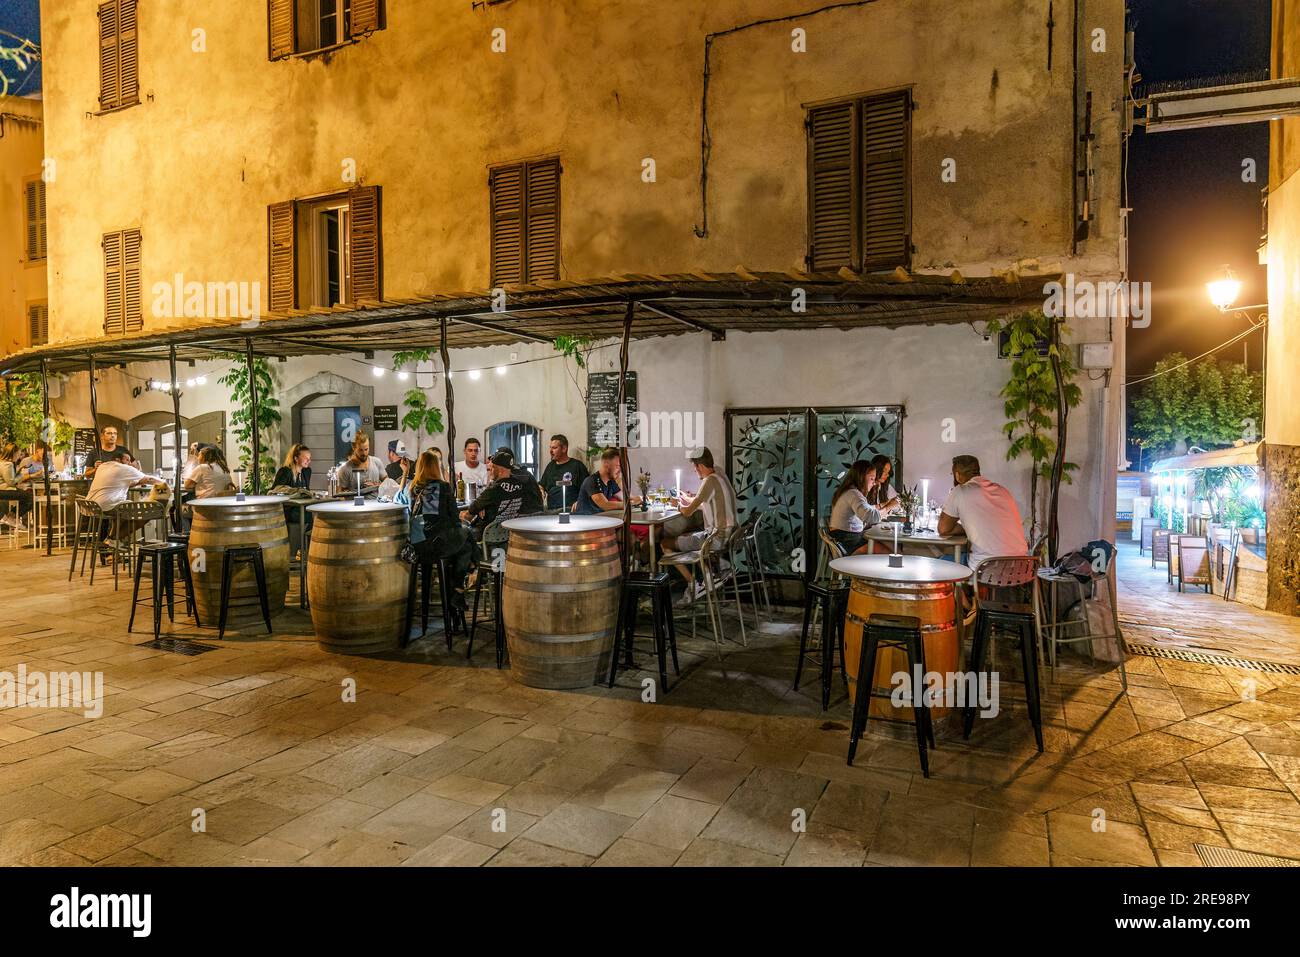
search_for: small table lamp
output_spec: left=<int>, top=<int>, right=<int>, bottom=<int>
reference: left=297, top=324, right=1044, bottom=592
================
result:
left=233, top=467, right=246, bottom=502
left=558, top=476, right=572, bottom=524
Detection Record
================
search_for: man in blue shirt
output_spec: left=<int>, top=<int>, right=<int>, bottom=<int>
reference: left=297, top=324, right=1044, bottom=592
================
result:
left=575, top=449, right=641, bottom=515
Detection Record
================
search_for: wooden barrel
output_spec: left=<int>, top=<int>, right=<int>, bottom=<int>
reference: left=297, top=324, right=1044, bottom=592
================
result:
left=189, top=496, right=290, bottom=629
left=307, top=502, right=408, bottom=655
left=501, top=515, right=623, bottom=689
left=843, top=576, right=961, bottom=721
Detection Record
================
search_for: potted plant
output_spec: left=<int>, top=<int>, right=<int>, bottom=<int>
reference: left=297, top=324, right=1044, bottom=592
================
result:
left=897, top=483, right=920, bottom=534
left=636, top=468, right=652, bottom=505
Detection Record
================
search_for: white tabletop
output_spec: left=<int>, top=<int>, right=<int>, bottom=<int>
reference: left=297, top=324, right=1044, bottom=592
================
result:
left=308, top=500, right=407, bottom=514
left=190, top=495, right=287, bottom=508
left=830, top=554, right=974, bottom=583
left=503, top=514, right=624, bottom=533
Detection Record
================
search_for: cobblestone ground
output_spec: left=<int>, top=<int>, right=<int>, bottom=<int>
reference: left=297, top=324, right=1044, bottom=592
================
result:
left=1, top=540, right=1298, bottom=867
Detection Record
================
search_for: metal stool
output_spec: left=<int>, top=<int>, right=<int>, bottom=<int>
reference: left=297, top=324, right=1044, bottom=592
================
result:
left=794, top=579, right=849, bottom=709
left=217, top=545, right=272, bottom=640
left=848, top=613, right=935, bottom=777
left=608, top=570, right=679, bottom=693
left=404, top=554, right=464, bottom=650
left=963, top=600, right=1043, bottom=752
left=467, top=559, right=506, bottom=668
left=68, top=498, right=106, bottom=584
left=129, top=541, right=198, bottom=640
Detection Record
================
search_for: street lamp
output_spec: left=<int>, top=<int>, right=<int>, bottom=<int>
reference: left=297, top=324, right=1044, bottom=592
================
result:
left=1207, top=265, right=1243, bottom=311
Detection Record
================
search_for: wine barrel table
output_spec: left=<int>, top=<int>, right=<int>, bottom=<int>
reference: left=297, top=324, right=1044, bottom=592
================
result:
left=501, top=514, right=623, bottom=689
left=828, top=554, right=974, bottom=722
left=307, top=501, right=408, bottom=655
left=188, top=496, right=290, bottom=629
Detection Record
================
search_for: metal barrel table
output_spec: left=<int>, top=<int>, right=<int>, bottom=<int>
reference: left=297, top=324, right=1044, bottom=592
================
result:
left=501, top=514, right=623, bottom=689
left=306, top=500, right=409, bottom=655
left=188, top=495, right=291, bottom=629
left=829, top=554, right=974, bottom=722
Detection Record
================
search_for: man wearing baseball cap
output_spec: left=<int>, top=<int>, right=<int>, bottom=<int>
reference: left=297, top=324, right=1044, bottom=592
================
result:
left=386, top=440, right=412, bottom=482
left=459, top=448, right=544, bottom=538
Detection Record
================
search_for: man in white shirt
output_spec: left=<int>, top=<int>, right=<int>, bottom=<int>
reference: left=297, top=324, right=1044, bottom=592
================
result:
left=664, top=446, right=739, bottom=603
left=86, top=451, right=168, bottom=554
left=937, top=455, right=1028, bottom=572
left=455, top=437, right=489, bottom=494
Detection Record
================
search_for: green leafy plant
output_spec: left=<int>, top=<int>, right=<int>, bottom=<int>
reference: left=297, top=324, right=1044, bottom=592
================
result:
left=896, top=483, right=920, bottom=525
left=0, top=374, right=44, bottom=447
left=218, top=356, right=281, bottom=490
left=984, top=311, right=1083, bottom=542
left=553, top=335, right=598, bottom=403
left=392, top=349, right=446, bottom=452
left=1130, top=355, right=1261, bottom=459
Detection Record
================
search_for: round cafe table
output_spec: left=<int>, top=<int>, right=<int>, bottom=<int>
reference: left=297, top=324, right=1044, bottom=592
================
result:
left=501, top=514, right=624, bottom=689
left=829, top=554, right=974, bottom=723
left=188, top=496, right=291, bottom=629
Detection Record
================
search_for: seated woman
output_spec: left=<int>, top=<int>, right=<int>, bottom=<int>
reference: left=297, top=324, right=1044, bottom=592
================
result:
left=273, top=444, right=314, bottom=554
left=0, top=442, right=33, bottom=531
left=399, top=449, right=475, bottom=611
left=828, top=459, right=886, bottom=554
left=865, top=453, right=901, bottom=514
left=185, top=446, right=235, bottom=500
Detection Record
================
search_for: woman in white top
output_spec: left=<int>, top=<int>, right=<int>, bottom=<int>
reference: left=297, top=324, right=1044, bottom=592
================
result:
left=864, top=454, right=901, bottom=512
left=828, top=460, right=888, bottom=553
left=185, top=446, right=235, bottom=499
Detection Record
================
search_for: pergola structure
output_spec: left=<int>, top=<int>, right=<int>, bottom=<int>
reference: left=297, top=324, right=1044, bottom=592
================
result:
left=0, top=270, right=1054, bottom=556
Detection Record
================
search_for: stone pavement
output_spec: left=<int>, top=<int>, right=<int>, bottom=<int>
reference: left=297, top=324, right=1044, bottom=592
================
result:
left=1, top=542, right=1299, bottom=867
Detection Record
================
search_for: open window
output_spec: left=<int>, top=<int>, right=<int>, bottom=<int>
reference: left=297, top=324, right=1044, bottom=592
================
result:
left=269, top=0, right=384, bottom=59
left=268, top=186, right=381, bottom=311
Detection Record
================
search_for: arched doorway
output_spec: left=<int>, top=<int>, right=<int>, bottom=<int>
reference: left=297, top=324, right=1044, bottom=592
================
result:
left=279, top=371, right=374, bottom=490
left=126, top=411, right=225, bottom=474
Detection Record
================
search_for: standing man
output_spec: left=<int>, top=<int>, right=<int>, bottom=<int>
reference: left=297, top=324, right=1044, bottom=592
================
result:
left=84, top=426, right=132, bottom=478
left=540, top=434, right=589, bottom=510
left=455, top=437, right=489, bottom=497
left=385, top=439, right=412, bottom=482
left=663, top=447, right=739, bottom=602
left=338, top=431, right=384, bottom=491
left=937, top=454, right=1028, bottom=571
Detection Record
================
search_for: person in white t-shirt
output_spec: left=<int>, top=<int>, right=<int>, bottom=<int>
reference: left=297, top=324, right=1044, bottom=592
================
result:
left=185, top=446, right=235, bottom=500
left=87, top=451, right=168, bottom=553
left=664, top=446, right=739, bottom=605
left=937, top=454, right=1027, bottom=573
left=455, top=438, right=490, bottom=495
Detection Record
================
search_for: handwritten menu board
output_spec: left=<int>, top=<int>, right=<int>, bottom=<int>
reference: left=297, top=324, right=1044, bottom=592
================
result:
left=586, top=371, right=638, bottom=448
left=73, top=428, right=98, bottom=461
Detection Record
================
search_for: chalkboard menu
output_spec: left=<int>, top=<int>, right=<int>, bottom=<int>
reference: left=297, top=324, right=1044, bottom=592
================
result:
left=73, top=428, right=98, bottom=461
left=587, top=372, right=638, bottom=448
left=373, top=405, right=399, bottom=431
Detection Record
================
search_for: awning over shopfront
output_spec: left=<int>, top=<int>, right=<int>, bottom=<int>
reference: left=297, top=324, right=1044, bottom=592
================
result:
left=0, top=270, right=1055, bottom=375
left=1149, top=441, right=1265, bottom=472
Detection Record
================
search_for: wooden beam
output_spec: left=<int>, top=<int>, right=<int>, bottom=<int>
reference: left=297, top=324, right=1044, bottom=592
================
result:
left=636, top=300, right=726, bottom=341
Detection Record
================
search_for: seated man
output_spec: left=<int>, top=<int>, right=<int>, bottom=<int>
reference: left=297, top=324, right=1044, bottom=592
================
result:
left=574, top=449, right=642, bottom=515
left=937, top=454, right=1028, bottom=573
left=86, top=450, right=169, bottom=556
left=663, top=446, right=738, bottom=605
left=459, top=449, right=544, bottom=539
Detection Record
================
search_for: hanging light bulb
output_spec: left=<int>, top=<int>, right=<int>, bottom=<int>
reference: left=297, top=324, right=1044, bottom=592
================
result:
left=469, top=369, right=482, bottom=381
left=195, top=375, right=207, bottom=386
left=397, top=371, right=410, bottom=381
left=495, top=365, right=507, bottom=376
left=186, top=378, right=195, bottom=388
left=372, top=367, right=385, bottom=378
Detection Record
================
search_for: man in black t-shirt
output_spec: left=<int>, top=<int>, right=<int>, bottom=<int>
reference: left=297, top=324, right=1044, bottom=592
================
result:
left=83, top=426, right=133, bottom=478
left=460, top=449, right=543, bottom=535
left=539, top=434, right=589, bottom=510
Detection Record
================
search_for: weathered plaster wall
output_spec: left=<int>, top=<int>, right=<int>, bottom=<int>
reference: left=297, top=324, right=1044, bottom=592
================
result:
left=0, top=95, right=45, bottom=356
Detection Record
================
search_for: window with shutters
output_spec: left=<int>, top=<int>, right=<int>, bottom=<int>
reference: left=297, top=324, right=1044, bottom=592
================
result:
left=268, top=186, right=381, bottom=310
left=806, top=89, right=912, bottom=273
left=269, top=0, right=385, bottom=59
left=489, top=158, right=561, bottom=285
left=27, top=301, right=49, bottom=347
left=97, top=0, right=140, bottom=112
left=103, top=229, right=143, bottom=337
left=23, top=177, right=46, bottom=261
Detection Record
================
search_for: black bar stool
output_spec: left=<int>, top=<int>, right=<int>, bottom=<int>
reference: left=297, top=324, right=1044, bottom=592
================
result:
left=218, top=545, right=272, bottom=640
left=68, top=498, right=106, bottom=584
left=963, top=601, right=1044, bottom=752
left=608, top=570, right=679, bottom=693
left=848, top=613, right=935, bottom=777
left=128, top=541, right=196, bottom=640
left=165, top=533, right=200, bottom=626
left=794, top=579, right=850, bottom=709
left=466, top=558, right=506, bottom=668
left=403, top=555, right=464, bottom=650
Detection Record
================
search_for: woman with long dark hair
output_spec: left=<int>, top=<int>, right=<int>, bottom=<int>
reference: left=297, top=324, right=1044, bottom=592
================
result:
left=864, top=454, right=900, bottom=511
left=828, top=459, right=884, bottom=553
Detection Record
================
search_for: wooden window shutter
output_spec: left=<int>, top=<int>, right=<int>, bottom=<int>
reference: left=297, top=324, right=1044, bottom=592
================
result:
left=25, top=180, right=47, bottom=260
left=861, top=91, right=911, bottom=270
left=267, top=201, right=297, bottom=311
left=524, top=159, right=560, bottom=282
left=104, top=231, right=125, bottom=335
left=97, top=1, right=121, bottom=110
left=350, top=0, right=382, bottom=36
left=490, top=164, right=525, bottom=285
left=28, top=302, right=49, bottom=347
left=348, top=185, right=382, bottom=302
left=123, top=228, right=143, bottom=332
left=117, top=0, right=140, bottom=107
left=807, top=102, right=856, bottom=272
left=268, top=0, right=295, bottom=60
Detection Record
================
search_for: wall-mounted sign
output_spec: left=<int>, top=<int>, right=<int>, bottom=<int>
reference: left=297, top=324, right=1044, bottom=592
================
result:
left=372, top=405, right=399, bottom=431
left=587, top=372, right=639, bottom=448
left=73, top=428, right=98, bottom=459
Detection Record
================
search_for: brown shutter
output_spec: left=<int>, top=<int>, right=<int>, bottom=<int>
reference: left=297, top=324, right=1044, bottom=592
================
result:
left=350, top=0, right=381, bottom=36
left=28, top=302, right=49, bottom=347
left=807, top=102, right=856, bottom=271
left=268, top=0, right=295, bottom=59
left=123, top=228, right=143, bottom=331
left=348, top=185, right=382, bottom=302
left=104, top=231, right=125, bottom=335
left=490, top=164, right=524, bottom=285
left=98, top=1, right=120, bottom=110
left=118, top=0, right=139, bottom=106
left=24, top=180, right=46, bottom=260
left=524, top=158, right=560, bottom=282
left=267, top=201, right=297, bottom=311
left=861, top=91, right=910, bottom=270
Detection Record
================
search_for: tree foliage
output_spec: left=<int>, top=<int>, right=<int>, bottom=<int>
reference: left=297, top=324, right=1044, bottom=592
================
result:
left=218, top=356, right=281, bottom=489
left=1129, top=355, right=1261, bottom=460
left=391, top=350, right=446, bottom=449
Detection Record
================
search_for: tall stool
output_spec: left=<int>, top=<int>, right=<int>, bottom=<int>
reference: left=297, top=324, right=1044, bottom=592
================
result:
left=848, top=613, right=935, bottom=777
left=963, top=600, right=1044, bottom=752
left=467, top=558, right=506, bottom=668
left=404, top=555, right=464, bottom=650
left=68, top=498, right=106, bottom=584
left=608, top=570, right=679, bottom=693
left=128, top=541, right=197, bottom=640
left=217, top=545, right=273, bottom=640
left=794, top=578, right=849, bottom=710
left=165, top=532, right=200, bottom=625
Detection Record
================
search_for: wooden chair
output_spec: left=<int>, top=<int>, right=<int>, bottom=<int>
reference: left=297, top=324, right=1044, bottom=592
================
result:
left=1176, top=536, right=1213, bottom=593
